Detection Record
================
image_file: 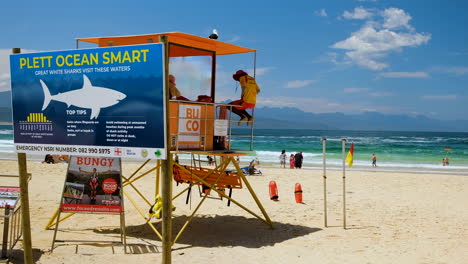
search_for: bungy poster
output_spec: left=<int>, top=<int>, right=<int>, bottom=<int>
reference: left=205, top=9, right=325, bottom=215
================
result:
left=61, top=156, right=122, bottom=214
left=9, top=43, right=167, bottom=159
left=0, top=187, right=20, bottom=208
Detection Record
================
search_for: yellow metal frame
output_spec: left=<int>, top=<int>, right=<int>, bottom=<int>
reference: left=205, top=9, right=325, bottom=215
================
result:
left=45, top=152, right=273, bottom=245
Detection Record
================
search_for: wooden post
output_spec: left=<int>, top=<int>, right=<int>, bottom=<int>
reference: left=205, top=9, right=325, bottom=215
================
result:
left=1, top=205, right=10, bottom=259
left=159, top=35, right=173, bottom=264
left=321, top=138, right=327, bottom=227
left=12, top=47, right=34, bottom=264
left=156, top=159, right=161, bottom=196
left=17, top=153, right=33, bottom=263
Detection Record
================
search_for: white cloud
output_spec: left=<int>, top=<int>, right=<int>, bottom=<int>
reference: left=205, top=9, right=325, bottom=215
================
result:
left=370, top=92, right=393, bottom=97
left=439, top=66, right=468, bottom=75
left=0, top=49, right=42, bottom=92
left=255, top=95, right=403, bottom=114
left=422, top=94, right=457, bottom=100
left=247, top=67, right=273, bottom=76
left=311, top=52, right=343, bottom=65
left=228, top=35, right=240, bottom=43
left=332, top=8, right=431, bottom=70
left=344, top=87, right=369, bottom=93
left=342, top=6, right=373, bottom=20
left=284, top=80, right=315, bottom=88
left=315, top=9, right=328, bottom=17
left=379, top=71, right=429, bottom=78
left=0, top=50, right=12, bottom=92
left=382, top=8, right=413, bottom=30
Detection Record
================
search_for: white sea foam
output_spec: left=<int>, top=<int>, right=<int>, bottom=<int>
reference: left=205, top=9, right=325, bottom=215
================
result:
left=0, top=130, right=13, bottom=135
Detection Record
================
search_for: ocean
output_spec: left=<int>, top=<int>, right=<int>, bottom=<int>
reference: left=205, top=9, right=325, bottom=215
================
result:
left=1, top=125, right=467, bottom=175
left=230, top=129, right=468, bottom=175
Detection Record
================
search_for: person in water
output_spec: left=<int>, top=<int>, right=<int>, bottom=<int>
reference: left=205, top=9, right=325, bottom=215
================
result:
left=372, top=153, right=377, bottom=167
left=229, top=70, right=260, bottom=126
left=444, top=156, right=449, bottom=166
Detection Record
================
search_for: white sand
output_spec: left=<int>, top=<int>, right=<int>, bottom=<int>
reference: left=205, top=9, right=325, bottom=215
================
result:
left=0, top=160, right=467, bottom=263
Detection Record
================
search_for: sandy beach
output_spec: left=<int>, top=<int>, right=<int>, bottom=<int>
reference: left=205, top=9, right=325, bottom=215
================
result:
left=1, top=159, right=467, bottom=264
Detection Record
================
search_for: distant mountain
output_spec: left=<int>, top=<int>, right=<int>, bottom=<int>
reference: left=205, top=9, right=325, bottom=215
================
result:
left=0, top=94, right=467, bottom=132
left=0, top=107, right=12, bottom=123
left=253, top=107, right=468, bottom=132
left=0, top=91, right=11, bottom=108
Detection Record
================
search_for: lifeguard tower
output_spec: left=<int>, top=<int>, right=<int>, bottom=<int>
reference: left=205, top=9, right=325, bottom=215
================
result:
left=76, top=32, right=257, bottom=152
left=51, top=32, right=273, bottom=259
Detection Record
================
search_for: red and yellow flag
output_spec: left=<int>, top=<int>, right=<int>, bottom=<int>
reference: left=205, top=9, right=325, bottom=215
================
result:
left=346, top=143, right=354, bottom=167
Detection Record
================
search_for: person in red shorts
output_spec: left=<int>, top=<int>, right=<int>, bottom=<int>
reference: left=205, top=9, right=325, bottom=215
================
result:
left=229, top=70, right=260, bottom=126
left=80, top=167, right=100, bottom=203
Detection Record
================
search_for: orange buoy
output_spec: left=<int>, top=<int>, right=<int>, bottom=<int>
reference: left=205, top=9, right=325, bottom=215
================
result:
left=269, top=181, right=279, bottom=201
left=294, top=183, right=303, bottom=203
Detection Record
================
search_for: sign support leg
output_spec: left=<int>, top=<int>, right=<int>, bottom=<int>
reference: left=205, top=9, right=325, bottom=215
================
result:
left=13, top=48, right=33, bottom=264
left=1, top=205, right=10, bottom=259
left=17, top=152, right=33, bottom=263
left=50, top=210, right=62, bottom=252
left=160, top=35, right=173, bottom=264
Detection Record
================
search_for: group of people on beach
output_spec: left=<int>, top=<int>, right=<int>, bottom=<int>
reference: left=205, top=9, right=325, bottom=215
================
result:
left=279, top=150, right=379, bottom=168
left=279, top=150, right=303, bottom=169
left=442, top=156, right=450, bottom=166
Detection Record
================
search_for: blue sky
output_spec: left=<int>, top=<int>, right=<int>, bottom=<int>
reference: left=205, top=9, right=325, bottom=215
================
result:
left=0, top=0, right=467, bottom=120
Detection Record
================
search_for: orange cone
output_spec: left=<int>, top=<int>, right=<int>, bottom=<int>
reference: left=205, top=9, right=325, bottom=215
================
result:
left=269, top=181, right=279, bottom=201
left=294, top=183, right=303, bottom=203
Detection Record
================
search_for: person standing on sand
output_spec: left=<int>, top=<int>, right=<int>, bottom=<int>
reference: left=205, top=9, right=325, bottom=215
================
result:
left=289, top=154, right=295, bottom=169
left=294, top=152, right=303, bottom=169
left=372, top=153, right=377, bottom=167
left=279, top=150, right=286, bottom=168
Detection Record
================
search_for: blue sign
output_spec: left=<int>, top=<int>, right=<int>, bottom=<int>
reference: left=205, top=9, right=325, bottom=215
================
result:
left=10, top=44, right=167, bottom=159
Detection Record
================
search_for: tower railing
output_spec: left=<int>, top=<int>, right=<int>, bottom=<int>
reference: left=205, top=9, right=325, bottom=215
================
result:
left=168, top=100, right=255, bottom=152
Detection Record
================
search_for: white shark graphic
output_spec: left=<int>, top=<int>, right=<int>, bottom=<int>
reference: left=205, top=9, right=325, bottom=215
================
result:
left=40, top=75, right=127, bottom=119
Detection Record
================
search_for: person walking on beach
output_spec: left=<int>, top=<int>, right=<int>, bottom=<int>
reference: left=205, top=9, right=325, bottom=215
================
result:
left=294, top=152, right=303, bottom=169
left=372, top=153, right=377, bottom=167
left=279, top=150, right=286, bottom=168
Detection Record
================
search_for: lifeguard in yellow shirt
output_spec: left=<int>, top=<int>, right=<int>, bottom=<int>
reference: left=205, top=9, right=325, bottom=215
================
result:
left=230, top=70, right=260, bottom=126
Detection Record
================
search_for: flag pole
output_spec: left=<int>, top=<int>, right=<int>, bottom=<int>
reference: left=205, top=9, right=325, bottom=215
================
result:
left=321, top=138, right=327, bottom=227
left=341, top=139, right=346, bottom=229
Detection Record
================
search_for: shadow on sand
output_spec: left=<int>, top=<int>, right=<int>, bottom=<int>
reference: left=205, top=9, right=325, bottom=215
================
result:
left=95, top=214, right=321, bottom=249
left=3, top=248, right=44, bottom=264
